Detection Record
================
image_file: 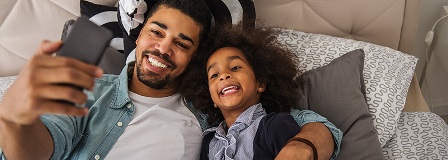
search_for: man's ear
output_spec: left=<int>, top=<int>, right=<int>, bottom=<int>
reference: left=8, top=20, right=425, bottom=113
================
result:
left=136, top=31, right=142, bottom=45
left=257, top=83, right=267, bottom=93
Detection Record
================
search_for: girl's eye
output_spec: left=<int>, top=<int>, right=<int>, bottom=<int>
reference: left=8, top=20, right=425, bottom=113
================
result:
left=231, top=66, right=241, bottom=71
left=210, top=73, right=218, bottom=79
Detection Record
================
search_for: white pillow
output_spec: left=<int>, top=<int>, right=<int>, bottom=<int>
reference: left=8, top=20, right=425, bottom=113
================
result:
left=274, top=28, right=418, bottom=147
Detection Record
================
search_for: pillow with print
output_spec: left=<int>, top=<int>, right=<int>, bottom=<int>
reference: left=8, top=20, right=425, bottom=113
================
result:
left=274, top=28, right=418, bottom=148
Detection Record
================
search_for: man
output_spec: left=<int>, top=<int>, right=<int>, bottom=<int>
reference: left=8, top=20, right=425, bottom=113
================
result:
left=0, top=0, right=340, bottom=159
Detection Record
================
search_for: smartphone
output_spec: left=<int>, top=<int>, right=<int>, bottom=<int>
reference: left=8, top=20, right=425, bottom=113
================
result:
left=57, top=16, right=114, bottom=65
left=56, top=17, right=113, bottom=106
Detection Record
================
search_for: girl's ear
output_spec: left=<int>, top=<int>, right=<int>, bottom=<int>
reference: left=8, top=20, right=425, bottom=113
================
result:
left=257, top=83, right=267, bottom=93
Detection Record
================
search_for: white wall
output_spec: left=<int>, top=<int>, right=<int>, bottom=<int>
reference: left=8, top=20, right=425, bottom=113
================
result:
left=413, top=0, right=448, bottom=116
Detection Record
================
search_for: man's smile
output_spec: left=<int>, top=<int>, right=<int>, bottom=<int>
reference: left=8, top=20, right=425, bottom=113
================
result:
left=148, top=56, right=168, bottom=68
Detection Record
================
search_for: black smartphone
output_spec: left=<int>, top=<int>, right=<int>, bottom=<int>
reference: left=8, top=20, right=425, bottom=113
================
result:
left=57, top=16, right=113, bottom=65
left=56, top=17, right=113, bottom=106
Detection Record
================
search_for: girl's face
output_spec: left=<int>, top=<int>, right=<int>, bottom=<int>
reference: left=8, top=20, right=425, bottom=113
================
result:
left=206, top=47, right=265, bottom=116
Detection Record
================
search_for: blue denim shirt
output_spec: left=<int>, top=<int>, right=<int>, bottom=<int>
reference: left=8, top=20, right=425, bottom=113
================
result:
left=1, top=65, right=341, bottom=160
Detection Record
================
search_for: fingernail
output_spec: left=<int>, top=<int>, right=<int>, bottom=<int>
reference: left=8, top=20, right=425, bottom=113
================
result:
left=96, top=68, right=104, bottom=78
left=83, top=108, right=89, bottom=115
left=41, top=40, right=52, bottom=50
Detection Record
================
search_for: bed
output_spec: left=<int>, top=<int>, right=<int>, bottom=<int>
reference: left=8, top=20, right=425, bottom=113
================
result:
left=0, top=0, right=447, bottom=159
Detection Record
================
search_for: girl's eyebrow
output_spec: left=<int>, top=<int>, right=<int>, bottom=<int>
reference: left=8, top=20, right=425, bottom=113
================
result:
left=207, top=62, right=216, bottom=73
left=207, top=55, right=242, bottom=72
left=227, top=55, right=242, bottom=61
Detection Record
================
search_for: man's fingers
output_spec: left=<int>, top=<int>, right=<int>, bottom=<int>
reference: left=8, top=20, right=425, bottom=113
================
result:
left=35, top=85, right=88, bottom=105
left=36, top=40, right=103, bottom=79
left=51, top=56, right=102, bottom=78
left=33, top=55, right=103, bottom=78
left=35, top=67, right=96, bottom=90
left=39, top=40, right=62, bottom=55
left=37, top=100, right=89, bottom=117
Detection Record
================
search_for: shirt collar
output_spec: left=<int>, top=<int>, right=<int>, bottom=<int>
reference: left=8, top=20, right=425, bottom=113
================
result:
left=111, top=62, right=133, bottom=108
left=232, top=103, right=265, bottom=127
left=211, top=103, right=266, bottom=136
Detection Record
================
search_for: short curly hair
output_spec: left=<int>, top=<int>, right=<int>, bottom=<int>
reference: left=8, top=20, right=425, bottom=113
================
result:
left=179, top=25, right=302, bottom=125
left=146, top=0, right=211, bottom=42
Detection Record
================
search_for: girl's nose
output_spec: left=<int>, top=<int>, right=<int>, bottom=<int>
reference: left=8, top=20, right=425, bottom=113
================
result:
left=219, top=73, right=231, bottom=81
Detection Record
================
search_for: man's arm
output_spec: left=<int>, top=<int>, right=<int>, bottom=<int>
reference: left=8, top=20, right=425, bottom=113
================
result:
left=276, top=122, right=335, bottom=160
left=0, top=41, right=101, bottom=159
left=275, top=109, right=342, bottom=160
left=0, top=119, right=54, bottom=159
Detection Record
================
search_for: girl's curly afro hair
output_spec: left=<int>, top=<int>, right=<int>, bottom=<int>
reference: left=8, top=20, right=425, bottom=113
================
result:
left=178, top=24, right=303, bottom=125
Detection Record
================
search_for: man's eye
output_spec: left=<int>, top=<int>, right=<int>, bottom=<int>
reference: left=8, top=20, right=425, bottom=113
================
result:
left=176, top=42, right=188, bottom=49
left=231, top=66, right=241, bottom=71
left=210, top=73, right=218, bottom=79
left=151, top=30, right=162, bottom=36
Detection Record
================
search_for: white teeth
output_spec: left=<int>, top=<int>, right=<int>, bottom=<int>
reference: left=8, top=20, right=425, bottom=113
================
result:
left=148, top=57, right=168, bottom=68
left=221, top=86, right=238, bottom=95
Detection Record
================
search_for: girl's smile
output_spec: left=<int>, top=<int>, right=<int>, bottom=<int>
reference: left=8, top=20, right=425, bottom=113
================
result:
left=206, top=47, right=265, bottom=117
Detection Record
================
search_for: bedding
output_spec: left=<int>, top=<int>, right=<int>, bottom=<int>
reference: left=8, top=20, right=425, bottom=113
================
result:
left=382, top=112, right=448, bottom=159
left=274, top=28, right=418, bottom=147
left=0, top=76, right=15, bottom=102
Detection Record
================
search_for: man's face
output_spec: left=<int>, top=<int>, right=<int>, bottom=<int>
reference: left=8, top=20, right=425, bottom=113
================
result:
left=134, top=5, right=201, bottom=90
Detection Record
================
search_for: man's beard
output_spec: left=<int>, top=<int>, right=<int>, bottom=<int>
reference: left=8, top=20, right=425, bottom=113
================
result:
left=135, top=50, right=177, bottom=90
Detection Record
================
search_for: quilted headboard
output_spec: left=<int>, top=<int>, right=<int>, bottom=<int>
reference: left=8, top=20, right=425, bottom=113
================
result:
left=254, top=0, right=421, bottom=55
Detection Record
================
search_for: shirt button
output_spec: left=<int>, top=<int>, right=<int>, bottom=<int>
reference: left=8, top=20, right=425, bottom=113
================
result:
left=117, top=122, right=123, bottom=127
left=127, top=104, right=132, bottom=108
left=95, top=155, right=100, bottom=160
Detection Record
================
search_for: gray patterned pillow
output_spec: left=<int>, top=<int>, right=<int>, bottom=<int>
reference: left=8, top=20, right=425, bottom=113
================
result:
left=298, top=50, right=384, bottom=159
left=0, top=76, right=16, bottom=102
left=274, top=28, right=418, bottom=147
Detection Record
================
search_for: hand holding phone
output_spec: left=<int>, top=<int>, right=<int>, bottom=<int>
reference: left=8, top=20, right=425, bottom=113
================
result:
left=56, top=17, right=113, bottom=106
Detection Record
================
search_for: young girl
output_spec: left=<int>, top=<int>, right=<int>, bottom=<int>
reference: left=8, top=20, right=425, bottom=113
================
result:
left=181, top=25, right=307, bottom=160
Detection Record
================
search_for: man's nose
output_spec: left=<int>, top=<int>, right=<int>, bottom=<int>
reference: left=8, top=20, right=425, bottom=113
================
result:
left=155, top=39, right=172, bottom=56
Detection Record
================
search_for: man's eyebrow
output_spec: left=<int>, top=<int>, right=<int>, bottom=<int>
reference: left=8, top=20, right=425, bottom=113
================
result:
left=150, top=21, right=194, bottom=45
left=207, top=55, right=242, bottom=72
left=179, top=33, right=194, bottom=45
left=151, top=21, right=167, bottom=30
